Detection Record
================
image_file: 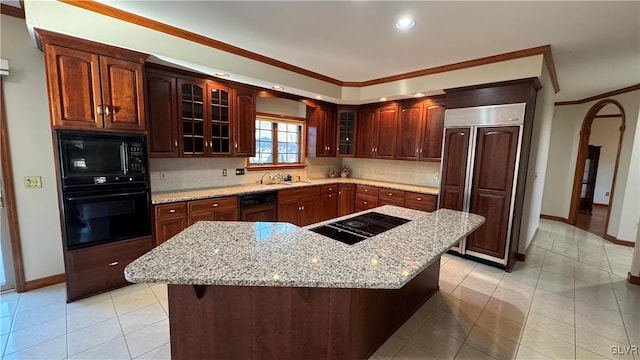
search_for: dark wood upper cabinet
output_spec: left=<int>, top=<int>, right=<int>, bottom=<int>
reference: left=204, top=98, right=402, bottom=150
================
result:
left=146, top=71, right=178, bottom=157
left=374, top=105, right=398, bottom=159
left=207, top=82, right=233, bottom=156
left=43, top=43, right=145, bottom=132
left=337, top=108, right=357, bottom=157
left=396, top=102, right=423, bottom=160
left=307, top=105, right=337, bottom=157
left=356, top=108, right=376, bottom=158
left=178, top=78, right=207, bottom=157
left=234, top=88, right=256, bottom=157
left=356, top=104, right=399, bottom=159
left=421, top=104, right=445, bottom=161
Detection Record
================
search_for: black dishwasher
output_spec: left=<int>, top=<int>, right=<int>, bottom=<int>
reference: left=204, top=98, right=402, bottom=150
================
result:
left=239, top=192, right=278, bottom=222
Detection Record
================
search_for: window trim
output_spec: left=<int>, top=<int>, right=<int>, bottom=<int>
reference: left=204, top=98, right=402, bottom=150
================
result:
left=246, top=114, right=306, bottom=171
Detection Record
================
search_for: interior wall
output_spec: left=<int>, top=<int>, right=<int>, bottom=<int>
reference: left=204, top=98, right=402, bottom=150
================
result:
left=541, top=89, right=640, bottom=242
left=616, top=105, right=640, bottom=242
left=589, top=117, right=622, bottom=205
left=518, top=65, right=555, bottom=253
left=1, top=15, right=65, bottom=281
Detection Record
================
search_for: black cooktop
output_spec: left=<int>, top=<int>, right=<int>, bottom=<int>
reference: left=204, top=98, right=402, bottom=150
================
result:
left=309, top=212, right=410, bottom=245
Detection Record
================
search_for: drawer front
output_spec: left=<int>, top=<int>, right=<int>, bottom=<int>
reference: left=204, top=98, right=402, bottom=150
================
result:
left=355, top=193, right=378, bottom=211
left=404, top=193, right=437, bottom=212
left=379, top=198, right=404, bottom=207
left=320, top=184, right=338, bottom=194
left=155, top=202, right=187, bottom=219
left=278, top=186, right=321, bottom=201
left=188, top=196, right=238, bottom=214
left=66, top=236, right=152, bottom=300
left=378, top=188, right=405, bottom=202
left=356, top=185, right=379, bottom=197
left=404, top=192, right=436, bottom=205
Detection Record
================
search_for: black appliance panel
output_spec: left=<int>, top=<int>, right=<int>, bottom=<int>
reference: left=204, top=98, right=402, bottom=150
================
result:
left=310, top=212, right=410, bottom=245
left=62, top=187, right=151, bottom=250
left=57, top=131, right=147, bottom=188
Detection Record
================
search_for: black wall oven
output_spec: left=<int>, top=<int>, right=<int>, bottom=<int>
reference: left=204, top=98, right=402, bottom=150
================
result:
left=57, top=131, right=151, bottom=250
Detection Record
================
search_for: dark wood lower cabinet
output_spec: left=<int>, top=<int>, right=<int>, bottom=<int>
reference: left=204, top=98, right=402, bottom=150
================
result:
left=337, top=184, right=356, bottom=216
left=65, top=236, right=153, bottom=302
left=319, top=193, right=338, bottom=222
left=167, top=258, right=440, bottom=359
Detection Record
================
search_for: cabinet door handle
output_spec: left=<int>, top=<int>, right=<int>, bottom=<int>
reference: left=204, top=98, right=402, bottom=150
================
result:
left=96, top=105, right=103, bottom=116
left=235, top=143, right=238, bottom=149
left=212, top=204, right=219, bottom=207
left=169, top=209, right=176, bottom=213
left=104, top=106, right=111, bottom=117
left=174, top=140, right=178, bottom=147
left=108, top=261, right=119, bottom=266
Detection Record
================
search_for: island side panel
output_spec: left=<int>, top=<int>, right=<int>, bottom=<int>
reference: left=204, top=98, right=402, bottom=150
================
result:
left=348, top=258, right=441, bottom=359
left=167, top=259, right=440, bottom=360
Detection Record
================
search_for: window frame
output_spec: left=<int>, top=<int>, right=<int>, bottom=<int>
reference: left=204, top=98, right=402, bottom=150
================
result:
left=246, top=114, right=307, bottom=171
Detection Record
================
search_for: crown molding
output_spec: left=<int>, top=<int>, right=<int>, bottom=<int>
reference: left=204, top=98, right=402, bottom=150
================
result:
left=555, top=84, right=640, bottom=106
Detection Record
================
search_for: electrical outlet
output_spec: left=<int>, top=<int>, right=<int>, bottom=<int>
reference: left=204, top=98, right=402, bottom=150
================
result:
left=433, top=172, right=439, bottom=180
left=222, top=169, right=227, bottom=177
left=606, top=191, right=610, bottom=196
left=24, top=176, right=42, bottom=188
left=236, top=168, right=245, bottom=175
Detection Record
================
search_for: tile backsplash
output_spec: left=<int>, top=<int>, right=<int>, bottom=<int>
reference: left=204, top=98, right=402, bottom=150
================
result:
left=150, top=157, right=440, bottom=192
left=149, top=157, right=342, bottom=192
left=342, top=158, right=441, bottom=188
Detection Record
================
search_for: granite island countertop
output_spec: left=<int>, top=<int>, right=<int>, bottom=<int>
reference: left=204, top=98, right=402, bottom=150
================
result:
left=125, top=206, right=484, bottom=289
left=151, top=178, right=439, bottom=204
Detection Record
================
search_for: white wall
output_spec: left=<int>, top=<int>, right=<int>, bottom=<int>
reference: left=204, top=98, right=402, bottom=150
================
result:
left=616, top=105, right=640, bottom=242
left=518, top=66, right=556, bottom=253
left=541, top=89, right=640, bottom=242
left=589, top=117, right=622, bottom=205
left=1, top=15, right=65, bottom=281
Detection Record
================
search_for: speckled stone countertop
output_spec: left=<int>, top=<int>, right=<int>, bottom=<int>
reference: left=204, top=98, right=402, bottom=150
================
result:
left=125, top=206, right=484, bottom=289
left=151, top=178, right=439, bottom=204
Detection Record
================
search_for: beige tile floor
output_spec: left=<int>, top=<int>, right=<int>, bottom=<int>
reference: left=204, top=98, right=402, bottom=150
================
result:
left=0, top=219, right=638, bottom=359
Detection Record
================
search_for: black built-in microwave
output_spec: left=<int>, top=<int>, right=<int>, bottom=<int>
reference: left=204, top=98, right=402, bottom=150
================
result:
left=56, top=130, right=147, bottom=190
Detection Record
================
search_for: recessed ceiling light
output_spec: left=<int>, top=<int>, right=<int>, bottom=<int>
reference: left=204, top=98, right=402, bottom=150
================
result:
left=395, top=17, right=415, bottom=30
left=379, top=97, right=387, bottom=101
left=414, top=92, right=425, bottom=97
left=272, top=85, right=284, bottom=91
left=213, top=72, right=229, bottom=78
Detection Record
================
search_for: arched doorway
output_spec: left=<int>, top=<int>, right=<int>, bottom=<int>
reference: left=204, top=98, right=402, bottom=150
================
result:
left=568, top=100, right=625, bottom=237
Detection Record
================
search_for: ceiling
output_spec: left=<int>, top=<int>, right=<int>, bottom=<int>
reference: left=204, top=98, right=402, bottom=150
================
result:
left=37, top=1, right=640, bottom=102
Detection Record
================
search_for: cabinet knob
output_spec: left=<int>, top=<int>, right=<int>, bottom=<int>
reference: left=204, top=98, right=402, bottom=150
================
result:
left=169, top=209, right=176, bottom=213
left=174, top=140, right=178, bottom=147
left=212, top=204, right=219, bottom=207
left=329, top=195, right=332, bottom=198
left=108, top=261, right=119, bottom=266
left=364, top=189, right=368, bottom=192
left=96, top=105, right=103, bottom=116
left=235, top=143, right=238, bottom=149
left=388, top=193, right=392, bottom=196
left=416, top=197, right=422, bottom=201
left=302, top=206, right=305, bottom=210
left=363, top=201, right=368, bottom=205
left=104, top=106, right=111, bottom=117
left=416, top=148, right=419, bottom=153
left=420, top=148, right=424, bottom=153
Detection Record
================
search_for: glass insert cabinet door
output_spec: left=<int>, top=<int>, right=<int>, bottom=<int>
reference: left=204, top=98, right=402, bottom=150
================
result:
left=208, top=83, right=231, bottom=155
left=338, top=109, right=357, bottom=156
left=179, top=80, right=206, bottom=156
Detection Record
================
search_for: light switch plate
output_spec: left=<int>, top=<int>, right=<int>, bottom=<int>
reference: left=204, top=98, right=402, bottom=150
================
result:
left=24, top=176, right=42, bottom=188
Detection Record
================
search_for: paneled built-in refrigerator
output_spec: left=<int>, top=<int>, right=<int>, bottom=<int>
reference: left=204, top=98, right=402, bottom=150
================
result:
left=439, top=103, right=526, bottom=267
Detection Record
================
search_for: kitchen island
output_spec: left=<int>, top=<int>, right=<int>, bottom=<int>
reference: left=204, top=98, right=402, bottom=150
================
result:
left=125, top=206, right=484, bottom=359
